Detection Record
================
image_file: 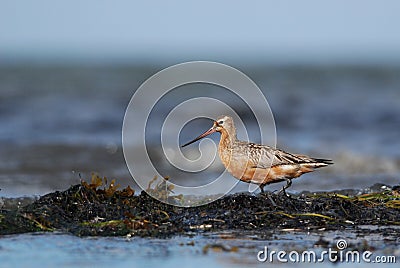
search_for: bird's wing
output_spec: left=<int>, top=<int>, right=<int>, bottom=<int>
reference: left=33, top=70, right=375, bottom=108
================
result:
left=233, top=141, right=332, bottom=169
left=248, top=145, right=329, bottom=169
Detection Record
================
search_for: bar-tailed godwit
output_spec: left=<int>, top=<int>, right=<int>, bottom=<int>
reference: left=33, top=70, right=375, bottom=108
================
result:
left=182, top=115, right=332, bottom=193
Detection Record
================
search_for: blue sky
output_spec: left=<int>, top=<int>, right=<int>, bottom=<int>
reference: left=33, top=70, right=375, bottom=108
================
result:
left=1, top=0, right=400, bottom=63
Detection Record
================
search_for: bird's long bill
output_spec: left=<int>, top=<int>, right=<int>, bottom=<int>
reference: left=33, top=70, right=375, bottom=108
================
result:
left=181, top=127, right=216, bottom=147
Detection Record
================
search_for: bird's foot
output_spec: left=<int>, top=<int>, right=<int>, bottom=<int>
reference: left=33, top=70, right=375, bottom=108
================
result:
left=260, top=192, right=277, bottom=207
left=277, top=187, right=291, bottom=198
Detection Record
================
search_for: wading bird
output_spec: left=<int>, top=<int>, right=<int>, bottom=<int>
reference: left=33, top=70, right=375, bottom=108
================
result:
left=182, top=115, right=332, bottom=193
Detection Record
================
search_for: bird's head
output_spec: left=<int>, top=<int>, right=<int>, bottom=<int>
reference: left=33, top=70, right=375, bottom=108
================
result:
left=181, top=115, right=235, bottom=147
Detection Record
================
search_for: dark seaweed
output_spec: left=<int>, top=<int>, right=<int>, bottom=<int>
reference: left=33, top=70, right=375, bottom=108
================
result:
left=1, top=177, right=399, bottom=237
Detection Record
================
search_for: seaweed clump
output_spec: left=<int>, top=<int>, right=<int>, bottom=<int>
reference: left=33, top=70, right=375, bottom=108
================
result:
left=1, top=175, right=399, bottom=237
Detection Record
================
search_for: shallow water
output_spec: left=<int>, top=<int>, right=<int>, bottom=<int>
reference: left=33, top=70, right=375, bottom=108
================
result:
left=0, top=65, right=399, bottom=197
left=0, top=229, right=398, bottom=268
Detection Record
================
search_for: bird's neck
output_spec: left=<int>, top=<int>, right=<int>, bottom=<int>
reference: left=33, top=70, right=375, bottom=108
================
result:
left=219, top=129, right=236, bottom=149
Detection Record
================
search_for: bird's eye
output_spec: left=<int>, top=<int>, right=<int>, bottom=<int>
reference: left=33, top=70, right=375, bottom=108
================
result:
left=218, top=120, right=223, bottom=125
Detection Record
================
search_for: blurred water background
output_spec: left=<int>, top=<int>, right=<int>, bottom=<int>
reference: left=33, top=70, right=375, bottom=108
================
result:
left=0, top=64, right=399, bottom=197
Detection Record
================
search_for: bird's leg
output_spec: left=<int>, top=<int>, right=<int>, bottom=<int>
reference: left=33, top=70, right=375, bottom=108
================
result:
left=259, top=184, right=265, bottom=193
left=279, top=178, right=292, bottom=197
left=284, top=178, right=292, bottom=190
